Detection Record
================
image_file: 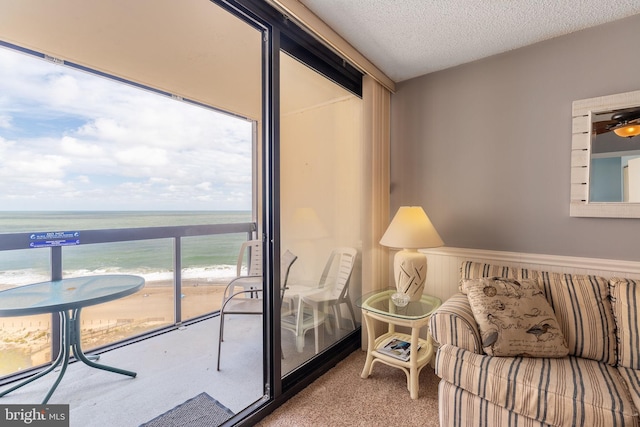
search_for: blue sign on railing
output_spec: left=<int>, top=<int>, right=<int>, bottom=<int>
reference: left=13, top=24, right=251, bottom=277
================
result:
left=29, top=231, right=80, bottom=248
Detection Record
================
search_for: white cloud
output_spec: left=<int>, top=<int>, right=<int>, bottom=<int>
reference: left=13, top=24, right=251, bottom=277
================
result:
left=114, top=146, right=169, bottom=167
left=77, top=117, right=127, bottom=141
left=32, top=178, right=66, bottom=189
left=0, top=114, right=11, bottom=128
left=60, top=136, right=105, bottom=157
left=195, top=182, right=212, bottom=191
left=0, top=46, right=253, bottom=210
left=47, top=73, right=82, bottom=107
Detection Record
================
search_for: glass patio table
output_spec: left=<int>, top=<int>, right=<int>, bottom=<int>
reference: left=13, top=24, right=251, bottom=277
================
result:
left=0, top=274, right=145, bottom=403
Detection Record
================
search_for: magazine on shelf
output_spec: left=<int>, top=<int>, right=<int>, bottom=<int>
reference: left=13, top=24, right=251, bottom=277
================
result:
left=377, top=338, right=420, bottom=361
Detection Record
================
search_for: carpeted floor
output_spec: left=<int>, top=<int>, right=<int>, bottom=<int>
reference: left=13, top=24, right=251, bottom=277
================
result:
left=257, top=349, right=441, bottom=427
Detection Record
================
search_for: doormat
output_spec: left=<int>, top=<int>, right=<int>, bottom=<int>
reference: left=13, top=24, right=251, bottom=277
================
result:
left=140, top=392, right=234, bottom=427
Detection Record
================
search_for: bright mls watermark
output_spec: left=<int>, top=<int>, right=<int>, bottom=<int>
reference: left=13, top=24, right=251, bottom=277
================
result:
left=1, top=405, right=69, bottom=426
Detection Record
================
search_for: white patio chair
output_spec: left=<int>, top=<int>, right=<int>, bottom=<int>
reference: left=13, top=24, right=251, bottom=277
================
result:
left=227, top=239, right=263, bottom=298
left=281, top=247, right=357, bottom=353
left=217, top=250, right=297, bottom=370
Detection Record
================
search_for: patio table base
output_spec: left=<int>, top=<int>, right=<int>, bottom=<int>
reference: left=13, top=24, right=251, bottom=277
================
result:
left=0, top=308, right=137, bottom=404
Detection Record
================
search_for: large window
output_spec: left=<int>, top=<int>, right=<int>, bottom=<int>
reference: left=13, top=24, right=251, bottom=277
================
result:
left=0, top=0, right=262, bottom=384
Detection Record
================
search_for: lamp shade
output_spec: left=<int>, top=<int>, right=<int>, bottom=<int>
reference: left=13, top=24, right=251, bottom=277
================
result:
left=379, top=206, right=444, bottom=249
left=289, top=207, right=328, bottom=240
left=614, top=124, right=640, bottom=138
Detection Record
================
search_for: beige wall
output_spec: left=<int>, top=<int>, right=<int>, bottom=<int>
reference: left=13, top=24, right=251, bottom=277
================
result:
left=391, top=13, right=640, bottom=261
left=281, top=96, right=363, bottom=281
left=280, top=55, right=363, bottom=284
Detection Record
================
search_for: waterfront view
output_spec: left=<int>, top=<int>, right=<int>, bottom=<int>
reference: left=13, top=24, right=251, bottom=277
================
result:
left=0, top=210, right=252, bottom=376
left=0, top=210, right=251, bottom=287
left=0, top=37, right=258, bottom=379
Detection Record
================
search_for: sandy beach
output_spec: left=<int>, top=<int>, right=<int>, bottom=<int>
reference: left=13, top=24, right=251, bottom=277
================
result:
left=0, top=277, right=235, bottom=375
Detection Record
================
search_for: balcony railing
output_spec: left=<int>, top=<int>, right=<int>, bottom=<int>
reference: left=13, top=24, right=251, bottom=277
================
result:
left=0, top=221, right=256, bottom=380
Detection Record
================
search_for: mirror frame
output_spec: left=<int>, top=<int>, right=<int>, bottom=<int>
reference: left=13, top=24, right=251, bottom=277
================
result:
left=571, top=89, right=640, bottom=218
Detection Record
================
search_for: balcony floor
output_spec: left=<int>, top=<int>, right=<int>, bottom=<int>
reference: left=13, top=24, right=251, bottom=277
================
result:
left=0, top=314, right=331, bottom=427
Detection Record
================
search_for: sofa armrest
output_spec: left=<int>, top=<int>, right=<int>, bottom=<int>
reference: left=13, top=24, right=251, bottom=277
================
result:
left=429, top=293, right=483, bottom=354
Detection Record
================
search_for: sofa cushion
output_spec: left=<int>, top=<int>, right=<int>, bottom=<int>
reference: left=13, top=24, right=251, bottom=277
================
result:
left=460, top=262, right=521, bottom=289
left=435, top=343, right=637, bottom=427
left=463, top=277, right=568, bottom=357
left=460, top=262, right=617, bottom=365
left=538, top=272, right=617, bottom=365
left=609, top=278, right=640, bottom=369
left=617, top=366, right=640, bottom=419
left=438, top=380, right=555, bottom=427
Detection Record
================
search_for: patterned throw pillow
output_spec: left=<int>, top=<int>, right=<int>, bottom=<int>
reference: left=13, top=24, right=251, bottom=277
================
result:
left=463, top=277, right=569, bottom=358
left=460, top=262, right=617, bottom=365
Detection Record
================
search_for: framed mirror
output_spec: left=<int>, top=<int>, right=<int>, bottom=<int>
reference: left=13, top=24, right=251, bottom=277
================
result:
left=571, top=89, right=640, bottom=218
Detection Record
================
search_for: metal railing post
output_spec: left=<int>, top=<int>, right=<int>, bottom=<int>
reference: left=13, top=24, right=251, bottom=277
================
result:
left=50, top=246, right=63, bottom=363
left=174, top=237, right=182, bottom=324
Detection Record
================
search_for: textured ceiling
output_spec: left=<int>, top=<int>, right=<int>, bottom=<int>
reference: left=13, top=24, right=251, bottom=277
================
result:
left=298, top=0, right=640, bottom=82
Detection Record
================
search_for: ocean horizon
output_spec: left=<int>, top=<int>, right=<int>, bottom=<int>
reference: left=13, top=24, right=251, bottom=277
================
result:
left=0, top=210, right=252, bottom=289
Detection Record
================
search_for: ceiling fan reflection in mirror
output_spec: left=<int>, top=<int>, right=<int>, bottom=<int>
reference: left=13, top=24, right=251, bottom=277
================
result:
left=593, top=107, right=640, bottom=138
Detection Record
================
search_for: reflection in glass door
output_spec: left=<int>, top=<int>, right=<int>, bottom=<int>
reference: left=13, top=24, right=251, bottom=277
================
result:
left=279, top=51, right=363, bottom=376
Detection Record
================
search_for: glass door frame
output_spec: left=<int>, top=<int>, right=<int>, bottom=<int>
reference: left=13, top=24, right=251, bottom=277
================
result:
left=217, top=1, right=363, bottom=424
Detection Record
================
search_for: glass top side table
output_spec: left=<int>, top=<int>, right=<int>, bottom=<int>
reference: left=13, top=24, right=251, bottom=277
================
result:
left=357, top=288, right=441, bottom=399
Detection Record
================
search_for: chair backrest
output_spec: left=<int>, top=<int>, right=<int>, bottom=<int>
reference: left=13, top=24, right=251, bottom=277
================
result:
left=280, top=250, right=298, bottom=300
left=236, top=239, right=263, bottom=277
left=318, top=247, right=357, bottom=299
left=281, top=250, right=298, bottom=288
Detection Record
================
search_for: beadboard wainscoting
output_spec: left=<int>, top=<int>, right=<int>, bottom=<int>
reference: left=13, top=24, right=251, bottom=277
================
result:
left=422, top=247, right=640, bottom=303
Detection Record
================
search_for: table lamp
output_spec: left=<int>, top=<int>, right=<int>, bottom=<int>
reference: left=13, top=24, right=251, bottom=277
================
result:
left=379, top=206, right=444, bottom=301
left=289, top=207, right=328, bottom=240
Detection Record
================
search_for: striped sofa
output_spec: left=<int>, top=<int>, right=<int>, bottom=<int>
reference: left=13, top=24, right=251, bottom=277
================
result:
left=429, top=261, right=640, bottom=426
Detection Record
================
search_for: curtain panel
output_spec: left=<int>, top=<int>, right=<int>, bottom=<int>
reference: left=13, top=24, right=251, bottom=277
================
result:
left=361, top=74, right=391, bottom=348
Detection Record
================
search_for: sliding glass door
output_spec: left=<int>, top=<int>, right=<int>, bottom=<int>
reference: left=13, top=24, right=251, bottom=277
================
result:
left=0, top=0, right=267, bottom=421
left=0, top=0, right=365, bottom=423
left=279, top=51, right=363, bottom=377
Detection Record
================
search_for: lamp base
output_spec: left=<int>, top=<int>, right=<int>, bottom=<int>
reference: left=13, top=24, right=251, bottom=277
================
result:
left=393, top=249, right=427, bottom=302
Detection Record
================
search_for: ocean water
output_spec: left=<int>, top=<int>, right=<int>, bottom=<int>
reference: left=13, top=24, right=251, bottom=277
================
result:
left=0, top=211, right=252, bottom=288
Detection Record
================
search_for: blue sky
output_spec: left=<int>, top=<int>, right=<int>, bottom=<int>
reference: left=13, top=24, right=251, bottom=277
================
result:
left=0, top=46, right=253, bottom=211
